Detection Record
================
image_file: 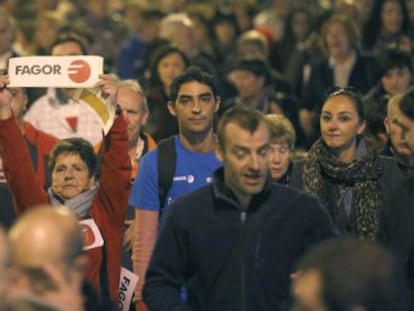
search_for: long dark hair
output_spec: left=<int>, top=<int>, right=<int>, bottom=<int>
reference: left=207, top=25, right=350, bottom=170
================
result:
left=362, top=0, right=411, bottom=50
left=148, top=44, right=190, bottom=89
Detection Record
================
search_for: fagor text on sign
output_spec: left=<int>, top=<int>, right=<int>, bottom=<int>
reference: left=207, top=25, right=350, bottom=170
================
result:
left=8, top=56, right=103, bottom=88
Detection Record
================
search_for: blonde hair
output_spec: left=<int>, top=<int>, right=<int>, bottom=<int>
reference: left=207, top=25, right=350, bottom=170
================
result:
left=265, top=114, right=296, bottom=149
left=320, top=14, right=360, bottom=52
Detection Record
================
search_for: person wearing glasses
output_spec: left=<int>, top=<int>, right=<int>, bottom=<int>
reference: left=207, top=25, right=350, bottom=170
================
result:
left=290, top=87, right=402, bottom=240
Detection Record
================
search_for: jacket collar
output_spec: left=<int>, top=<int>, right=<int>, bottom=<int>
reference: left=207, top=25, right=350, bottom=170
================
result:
left=212, top=167, right=272, bottom=212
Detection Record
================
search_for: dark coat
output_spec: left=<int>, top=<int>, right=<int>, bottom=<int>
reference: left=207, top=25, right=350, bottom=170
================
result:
left=301, top=51, right=378, bottom=112
left=381, top=140, right=414, bottom=178
left=289, top=156, right=403, bottom=240
left=143, top=168, right=337, bottom=311
left=386, top=176, right=414, bottom=306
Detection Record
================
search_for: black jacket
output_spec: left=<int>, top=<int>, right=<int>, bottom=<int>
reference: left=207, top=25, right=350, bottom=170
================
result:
left=386, top=176, right=414, bottom=307
left=143, top=168, right=337, bottom=311
left=381, top=140, right=414, bottom=178
left=301, top=51, right=378, bottom=113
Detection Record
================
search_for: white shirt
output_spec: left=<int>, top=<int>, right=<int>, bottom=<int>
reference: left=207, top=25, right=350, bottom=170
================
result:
left=329, top=50, right=357, bottom=88
left=24, top=88, right=103, bottom=145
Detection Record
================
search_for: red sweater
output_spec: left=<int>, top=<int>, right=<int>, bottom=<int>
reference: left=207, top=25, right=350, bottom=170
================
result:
left=0, top=115, right=131, bottom=302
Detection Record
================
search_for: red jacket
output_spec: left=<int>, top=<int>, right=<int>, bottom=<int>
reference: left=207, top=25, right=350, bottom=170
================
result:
left=23, top=121, right=59, bottom=188
left=0, top=115, right=131, bottom=302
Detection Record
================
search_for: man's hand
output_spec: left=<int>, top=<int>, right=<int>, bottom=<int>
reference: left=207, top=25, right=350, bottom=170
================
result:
left=94, top=74, right=119, bottom=107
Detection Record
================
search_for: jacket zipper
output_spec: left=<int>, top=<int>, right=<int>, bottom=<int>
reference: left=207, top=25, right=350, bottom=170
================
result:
left=240, top=211, right=247, bottom=311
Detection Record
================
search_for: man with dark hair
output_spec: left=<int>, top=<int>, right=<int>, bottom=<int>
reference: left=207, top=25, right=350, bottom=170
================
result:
left=143, top=105, right=336, bottom=311
left=221, top=57, right=275, bottom=115
left=129, top=67, right=222, bottom=310
left=385, top=87, right=414, bottom=306
left=364, top=48, right=413, bottom=149
left=393, top=87, right=414, bottom=156
left=383, top=88, right=414, bottom=176
left=291, top=238, right=403, bottom=311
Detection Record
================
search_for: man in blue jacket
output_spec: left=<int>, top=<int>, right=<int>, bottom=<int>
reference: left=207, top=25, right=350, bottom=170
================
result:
left=143, top=105, right=337, bottom=311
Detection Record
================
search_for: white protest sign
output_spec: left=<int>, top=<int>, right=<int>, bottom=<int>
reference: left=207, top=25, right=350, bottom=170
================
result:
left=79, top=219, right=104, bottom=251
left=119, top=267, right=139, bottom=311
left=8, top=56, right=103, bottom=88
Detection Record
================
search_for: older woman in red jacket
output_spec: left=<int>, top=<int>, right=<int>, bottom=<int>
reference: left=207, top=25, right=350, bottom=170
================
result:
left=0, top=75, right=131, bottom=303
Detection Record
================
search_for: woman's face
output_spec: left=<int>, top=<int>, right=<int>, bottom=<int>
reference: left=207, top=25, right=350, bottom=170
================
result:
left=325, top=22, right=352, bottom=58
left=268, top=140, right=290, bottom=180
left=320, top=95, right=365, bottom=152
left=157, top=52, right=187, bottom=88
left=214, top=22, right=237, bottom=46
left=381, top=0, right=403, bottom=35
left=52, top=152, right=94, bottom=200
left=381, top=66, right=412, bottom=95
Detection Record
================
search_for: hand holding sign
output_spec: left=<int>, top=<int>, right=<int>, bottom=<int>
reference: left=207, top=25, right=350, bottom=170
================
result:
left=7, top=57, right=120, bottom=135
left=94, top=74, right=119, bottom=111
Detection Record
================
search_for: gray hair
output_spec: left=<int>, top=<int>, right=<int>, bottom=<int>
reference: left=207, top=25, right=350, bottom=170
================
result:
left=117, top=79, right=148, bottom=113
left=159, top=13, right=192, bottom=40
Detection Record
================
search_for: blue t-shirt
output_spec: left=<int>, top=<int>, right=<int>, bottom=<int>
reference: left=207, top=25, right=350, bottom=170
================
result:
left=129, top=136, right=222, bottom=217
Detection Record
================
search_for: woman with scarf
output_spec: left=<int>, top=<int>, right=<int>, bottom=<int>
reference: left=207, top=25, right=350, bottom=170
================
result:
left=290, top=87, right=402, bottom=240
left=0, top=75, right=131, bottom=305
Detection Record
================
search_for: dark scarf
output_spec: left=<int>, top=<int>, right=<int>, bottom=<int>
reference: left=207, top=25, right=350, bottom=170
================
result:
left=303, top=137, right=384, bottom=240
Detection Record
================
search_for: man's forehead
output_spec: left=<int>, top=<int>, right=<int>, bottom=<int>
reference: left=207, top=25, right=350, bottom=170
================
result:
left=225, top=121, right=270, bottom=142
left=118, top=87, right=142, bottom=105
left=397, top=112, right=414, bottom=129
left=177, top=81, right=213, bottom=96
left=270, top=139, right=289, bottom=146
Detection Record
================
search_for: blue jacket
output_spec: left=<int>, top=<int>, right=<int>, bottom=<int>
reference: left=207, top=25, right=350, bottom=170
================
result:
left=143, top=168, right=337, bottom=311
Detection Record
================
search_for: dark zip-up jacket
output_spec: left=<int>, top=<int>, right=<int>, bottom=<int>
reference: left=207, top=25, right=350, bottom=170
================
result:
left=143, top=168, right=337, bottom=311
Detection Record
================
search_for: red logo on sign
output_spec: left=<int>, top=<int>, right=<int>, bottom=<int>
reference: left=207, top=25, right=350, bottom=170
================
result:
left=80, top=223, right=96, bottom=247
left=68, top=60, right=91, bottom=83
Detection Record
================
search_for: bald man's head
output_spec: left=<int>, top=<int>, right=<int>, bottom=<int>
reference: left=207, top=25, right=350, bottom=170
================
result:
left=9, top=205, right=83, bottom=269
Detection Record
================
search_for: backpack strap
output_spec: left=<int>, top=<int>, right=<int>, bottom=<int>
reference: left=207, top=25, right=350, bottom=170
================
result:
left=157, top=136, right=177, bottom=210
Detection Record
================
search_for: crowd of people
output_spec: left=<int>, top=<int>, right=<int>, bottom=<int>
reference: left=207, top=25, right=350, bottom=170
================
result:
left=1, top=0, right=414, bottom=310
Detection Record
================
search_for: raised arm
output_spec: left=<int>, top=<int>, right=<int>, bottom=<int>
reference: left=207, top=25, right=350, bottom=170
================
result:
left=92, top=74, right=131, bottom=225
left=0, top=76, right=48, bottom=212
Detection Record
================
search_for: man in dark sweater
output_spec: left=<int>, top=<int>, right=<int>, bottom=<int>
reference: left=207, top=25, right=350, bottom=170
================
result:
left=386, top=88, right=414, bottom=308
left=143, top=105, right=337, bottom=311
